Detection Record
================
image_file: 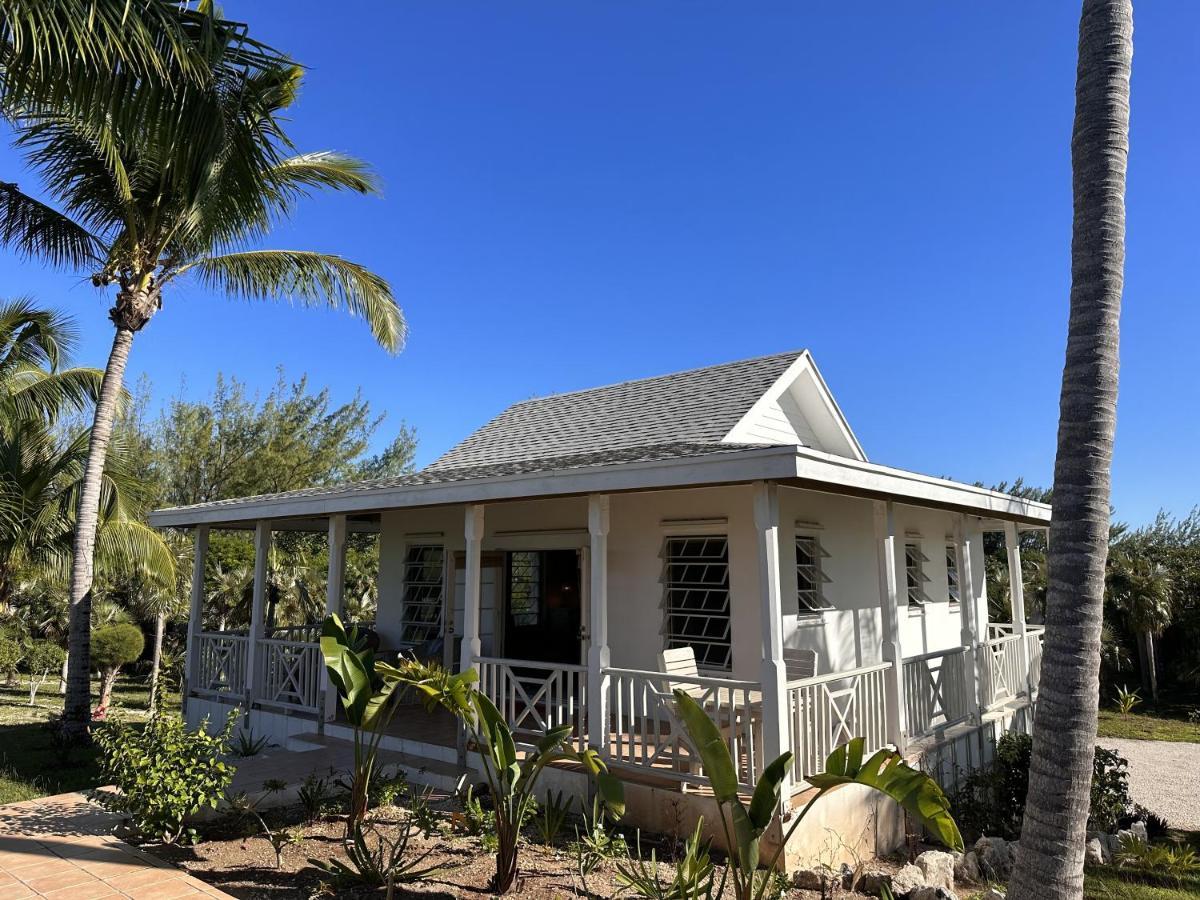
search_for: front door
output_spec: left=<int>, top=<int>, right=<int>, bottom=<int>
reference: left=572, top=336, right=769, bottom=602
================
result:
left=502, top=549, right=581, bottom=665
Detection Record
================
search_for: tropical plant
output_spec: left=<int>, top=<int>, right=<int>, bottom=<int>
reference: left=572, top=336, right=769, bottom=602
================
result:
left=0, top=16, right=404, bottom=732
left=1115, top=684, right=1141, bottom=716
left=394, top=653, right=625, bottom=895
left=91, top=706, right=238, bottom=844
left=0, top=636, right=21, bottom=682
left=1011, top=2, right=1133, bottom=897
left=673, top=690, right=962, bottom=900
left=615, top=820, right=724, bottom=900
left=1107, top=553, right=1173, bottom=701
left=22, top=638, right=64, bottom=705
left=308, top=816, right=444, bottom=893
left=1115, top=836, right=1200, bottom=885
left=227, top=780, right=303, bottom=869
left=297, top=771, right=337, bottom=825
left=535, top=789, right=573, bottom=847
left=90, top=621, right=143, bottom=711
left=231, top=728, right=271, bottom=758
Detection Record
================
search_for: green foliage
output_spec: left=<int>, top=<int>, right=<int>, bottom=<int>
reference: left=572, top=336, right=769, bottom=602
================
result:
left=535, top=789, right=573, bottom=846
left=297, top=772, right=337, bottom=824
left=308, top=817, right=444, bottom=888
left=951, top=732, right=1135, bottom=840
left=1115, top=836, right=1200, bottom=886
left=615, top=820, right=724, bottom=900
left=1116, top=685, right=1142, bottom=716
left=231, top=729, right=270, bottom=758
left=570, top=794, right=629, bottom=876
left=392, top=648, right=624, bottom=895
left=21, top=640, right=63, bottom=675
left=91, top=623, right=145, bottom=671
left=227, top=780, right=303, bottom=869
left=91, top=707, right=237, bottom=844
left=0, top=638, right=22, bottom=677
left=672, top=690, right=962, bottom=900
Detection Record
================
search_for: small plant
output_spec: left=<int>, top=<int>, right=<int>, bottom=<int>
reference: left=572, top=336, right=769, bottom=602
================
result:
left=615, top=820, right=724, bottom=899
left=21, top=641, right=64, bottom=706
left=1090, top=745, right=1133, bottom=832
left=309, top=816, right=444, bottom=893
left=298, top=772, right=336, bottom=824
left=228, top=781, right=303, bottom=869
left=409, top=789, right=444, bottom=839
left=536, top=790, right=573, bottom=846
left=1116, top=834, right=1200, bottom=885
left=231, top=729, right=271, bottom=758
left=1188, top=708, right=1200, bottom=725
left=92, top=707, right=238, bottom=844
left=571, top=792, right=628, bottom=875
left=1115, top=684, right=1141, bottom=716
left=91, top=622, right=145, bottom=714
left=374, top=768, right=410, bottom=808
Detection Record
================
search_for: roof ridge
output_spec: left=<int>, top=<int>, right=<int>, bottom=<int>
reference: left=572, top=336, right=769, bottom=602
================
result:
left=505, top=348, right=806, bottom=407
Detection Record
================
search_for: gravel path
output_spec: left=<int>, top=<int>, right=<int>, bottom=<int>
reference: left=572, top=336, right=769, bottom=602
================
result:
left=1100, top=737, right=1200, bottom=830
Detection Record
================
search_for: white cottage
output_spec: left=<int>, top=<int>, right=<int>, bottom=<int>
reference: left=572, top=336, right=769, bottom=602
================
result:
left=152, top=350, right=1049, bottom=866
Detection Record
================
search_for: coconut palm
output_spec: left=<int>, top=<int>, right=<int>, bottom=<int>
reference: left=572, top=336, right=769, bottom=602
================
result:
left=207, top=563, right=252, bottom=632
left=1009, top=2, right=1133, bottom=898
left=0, top=32, right=404, bottom=729
left=1106, top=552, right=1172, bottom=702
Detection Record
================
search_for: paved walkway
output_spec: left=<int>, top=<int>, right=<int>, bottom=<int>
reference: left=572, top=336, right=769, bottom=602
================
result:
left=0, top=792, right=233, bottom=899
left=1100, top=737, right=1200, bottom=830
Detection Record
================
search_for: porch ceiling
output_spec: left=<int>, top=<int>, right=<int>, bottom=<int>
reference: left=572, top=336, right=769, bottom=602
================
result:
left=148, top=442, right=1051, bottom=530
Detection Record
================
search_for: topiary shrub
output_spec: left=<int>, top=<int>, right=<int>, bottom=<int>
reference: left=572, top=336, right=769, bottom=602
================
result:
left=91, top=623, right=145, bottom=713
left=92, top=706, right=239, bottom=844
left=0, top=637, right=22, bottom=685
left=21, top=640, right=65, bottom=706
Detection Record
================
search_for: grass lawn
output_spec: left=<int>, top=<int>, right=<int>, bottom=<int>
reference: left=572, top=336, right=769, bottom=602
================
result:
left=1084, top=869, right=1200, bottom=899
left=1097, top=702, right=1200, bottom=743
left=0, top=676, right=180, bottom=805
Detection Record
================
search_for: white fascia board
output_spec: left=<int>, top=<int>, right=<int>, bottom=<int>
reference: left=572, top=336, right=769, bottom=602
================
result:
left=147, top=446, right=801, bottom=528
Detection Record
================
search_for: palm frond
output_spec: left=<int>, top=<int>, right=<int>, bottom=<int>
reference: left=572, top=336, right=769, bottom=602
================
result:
left=0, top=181, right=101, bottom=267
left=1, top=365, right=104, bottom=424
left=268, top=152, right=380, bottom=199
left=188, top=250, right=405, bottom=352
left=94, top=518, right=176, bottom=588
left=0, top=296, right=78, bottom=372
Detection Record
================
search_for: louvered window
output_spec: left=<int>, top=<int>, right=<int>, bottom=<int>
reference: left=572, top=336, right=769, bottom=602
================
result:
left=507, top=551, right=541, bottom=627
left=905, top=542, right=931, bottom=608
left=663, top=536, right=732, bottom=671
left=945, top=543, right=961, bottom=605
left=795, top=534, right=833, bottom=615
left=401, top=545, right=444, bottom=644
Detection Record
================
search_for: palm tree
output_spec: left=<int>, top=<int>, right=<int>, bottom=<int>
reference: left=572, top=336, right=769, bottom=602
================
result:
left=1106, top=552, right=1172, bottom=702
left=123, top=574, right=187, bottom=712
left=0, top=33, right=404, bottom=731
left=207, top=563, right=252, bottom=632
left=1009, top=2, right=1133, bottom=899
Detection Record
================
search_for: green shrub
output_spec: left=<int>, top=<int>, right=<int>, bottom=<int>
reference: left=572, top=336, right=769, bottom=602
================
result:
left=91, top=707, right=238, bottom=844
left=951, top=732, right=1135, bottom=840
left=21, top=641, right=65, bottom=705
left=0, top=637, right=23, bottom=681
left=92, top=623, right=145, bottom=711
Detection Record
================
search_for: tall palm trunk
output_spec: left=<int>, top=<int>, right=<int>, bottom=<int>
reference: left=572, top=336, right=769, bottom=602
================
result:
left=149, top=612, right=165, bottom=713
left=63, top=326, right=136, bottom=731
left=1009, top=2, right=1132, bottom=899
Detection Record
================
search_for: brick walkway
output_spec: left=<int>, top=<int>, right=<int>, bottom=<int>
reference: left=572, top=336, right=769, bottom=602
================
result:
left=0, top=792, right=233, bottom=899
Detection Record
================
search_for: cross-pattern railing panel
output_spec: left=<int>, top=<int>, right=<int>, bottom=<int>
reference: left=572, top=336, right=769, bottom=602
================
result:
left=902, top=646, right=972, bottom=738
left=1025, top=628, right=1044, bottom=697
left=257, top=639, right=323, bottom=714
left=987, top=633, right=1025, bottom=707
left=604, top=667, right=762, bottom=790
left=474, top=657, right=588, bottom=753
left=194, top=632, right=248, bottom=699
left=786, top=662, right=891, bottom=784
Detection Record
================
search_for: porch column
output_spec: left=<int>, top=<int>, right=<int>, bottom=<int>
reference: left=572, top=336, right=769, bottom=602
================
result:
left=183, top=525, right=209, bottom=716
left=244, top=520, right=271, bottom=713
left=323, top=514, right=347, bottom=722
left=586, top=495, right=611, bottom=753
left=753, top=481, right=791, bottom=797
left=872, top=500, right=907, bottom=749
left=459, top=505, right=485, bottom=675
left=955, top=515, right=990, bottom=718
left=1004, top=521, right=1032, bottom=697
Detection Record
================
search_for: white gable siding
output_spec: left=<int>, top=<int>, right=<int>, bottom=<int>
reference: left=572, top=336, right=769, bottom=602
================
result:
left=734, top=391, right=821, bottom=448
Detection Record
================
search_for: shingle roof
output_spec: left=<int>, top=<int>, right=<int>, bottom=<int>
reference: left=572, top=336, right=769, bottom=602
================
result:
left=153, top=442, right=768, bottom=515
left=427, top=350, right=803, bottom=471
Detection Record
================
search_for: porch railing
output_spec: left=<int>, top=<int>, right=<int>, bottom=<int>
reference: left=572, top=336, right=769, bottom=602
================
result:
left=194, top=632, right=248, bottom=700
left=987, top=632, right=1025, bottom=706
left=266, top=623, right=324, bottom=643
left=902, top=646, right=973, bottom=738
left=474, top=657, right=588, bottom=752
left=786, top=661, right=891, bottom=784
left=604, top=667, right=763, bottom=790
left=256, top=639, right=324, bottom=715
left=1025, top=627, right=1044, bottom=697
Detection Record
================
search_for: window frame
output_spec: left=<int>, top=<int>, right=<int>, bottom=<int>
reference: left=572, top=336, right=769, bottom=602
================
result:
left=794, top=531, right=833, bottom=618
left=661, top=533, right=733, bottom=673
left=399, top=543, right=445, bottom=645
left=904, top=540, right=932, bottom=610
left=945, top=541, right=962, bottom=607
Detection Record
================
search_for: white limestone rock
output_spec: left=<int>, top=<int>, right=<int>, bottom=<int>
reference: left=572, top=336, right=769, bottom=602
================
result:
left=1085, top=837, right=1107, bottom=867
left=1131, top=821, right=1149, bottom=844
left=980, top=889, right=1006, bottom=900
left=891, top=863, right=927, bottom=897
left=974, top=836, right=1013, bottom=881
left=909, top=889, right=959, bottom=900
left=915, top=850, right=957, bottom=892
left=954, top=850, right=982, bottom=884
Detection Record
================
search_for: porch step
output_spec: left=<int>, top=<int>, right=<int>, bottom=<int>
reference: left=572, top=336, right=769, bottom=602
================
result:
left=321, top=720, right=460, bottom=766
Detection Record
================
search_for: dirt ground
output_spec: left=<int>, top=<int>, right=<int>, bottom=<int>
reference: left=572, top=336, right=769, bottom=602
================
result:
left=140, top=794, right=889, bottom=899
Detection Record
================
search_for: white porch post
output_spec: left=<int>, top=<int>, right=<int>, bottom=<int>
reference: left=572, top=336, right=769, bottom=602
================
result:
left=323, top=514, right=347, bottom=722
left=183, top=525, right=209, bottom=716
left=873, top=500, right=908, bottom=749
left=955, top=515, right=990, bottom=718
left=244, top=520, right=271, bottom=712
left=753, top=481, right=791, bottom=795
left=1004, top=521, right=1032, bottom=697
left=459, top=505, right=485, bottom=675
left=586, top=494, right=611, bottom=753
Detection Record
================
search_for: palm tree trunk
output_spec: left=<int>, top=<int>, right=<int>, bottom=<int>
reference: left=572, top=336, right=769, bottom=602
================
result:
left=149, top=612, right=165, bottom=713
left=63, top=326, right=136, bottom=733
left=1142, top=631, right=1158, bottom=703
left=1009, top=3, right=1132, bottom=899
left=59, top=651, right=68, bottom=694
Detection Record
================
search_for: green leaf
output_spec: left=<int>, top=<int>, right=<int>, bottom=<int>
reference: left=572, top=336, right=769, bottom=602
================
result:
left=672, top=689, right=740, bottom=803
left=747, top=751, right=792, bottom=830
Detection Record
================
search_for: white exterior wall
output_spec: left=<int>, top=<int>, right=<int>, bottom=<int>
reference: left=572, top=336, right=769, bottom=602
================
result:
left=374, top=486, right=994, bottom=679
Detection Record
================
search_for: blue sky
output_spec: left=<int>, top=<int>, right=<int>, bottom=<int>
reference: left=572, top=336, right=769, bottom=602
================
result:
left=0, top=3, right=1196, bottom=525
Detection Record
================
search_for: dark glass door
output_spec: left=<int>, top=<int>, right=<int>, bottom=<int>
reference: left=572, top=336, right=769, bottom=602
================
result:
left=503, top=549, right=581, bottom=664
